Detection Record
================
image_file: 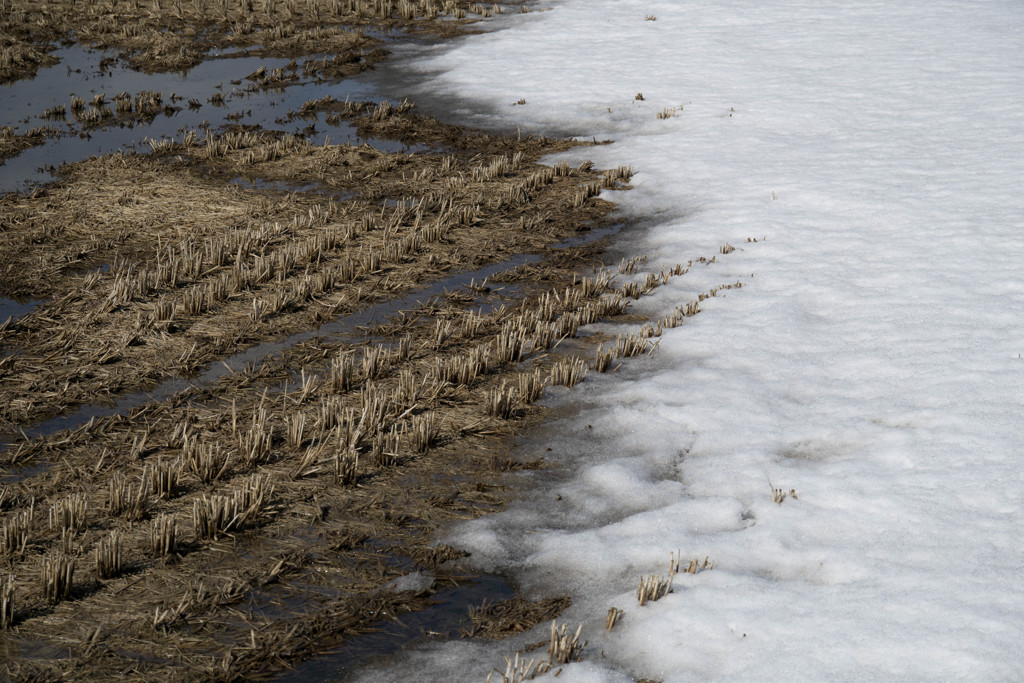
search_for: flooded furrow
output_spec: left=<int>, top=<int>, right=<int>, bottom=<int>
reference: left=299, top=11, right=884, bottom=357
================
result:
left=0, top=3, right=646, bottom=677
left=279, top=573, right=517, bottom=681
left=0, top=221, right=623, bottom=463
left=1, top=44, right=418, bottom=194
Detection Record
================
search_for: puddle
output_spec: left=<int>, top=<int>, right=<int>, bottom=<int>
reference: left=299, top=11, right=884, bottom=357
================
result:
left=276, top=573, right=515, bottom=681
left=0, top=297, right=43, bottom=326
left=228, top=176, right=326, bottom=194
left=0, top=45, right=418, bottom=194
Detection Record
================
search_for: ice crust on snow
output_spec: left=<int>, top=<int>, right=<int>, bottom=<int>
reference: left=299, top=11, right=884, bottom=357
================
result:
left=356, top=0, right=1024, bottom=680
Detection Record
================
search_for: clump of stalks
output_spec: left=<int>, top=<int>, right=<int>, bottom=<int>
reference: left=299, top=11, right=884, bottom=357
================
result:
left=550, top=356, right=587, bottom=387
left=637, top=551, right=680, bottom=606
left=239, top=407, right=273, bottom=468
left=592, top=344, right=615, bottom=373
left=485, top=382, right=518, bottom=419
left=394, top=334, right=413, bottom=362
left=517, top=368, right=547, bottom=404
left=675, top=555, right=715, bottom=574
left=432, top=346, right=489, bottom=386
left=150, top=514, right=178, bottom=557
left=41, top=552, right=75, bottom=604
left=544, top=621, right=587, bottom=669
left=486, top=620, right=587, bottom=682
left=94, top=530, right=123, bottom=579
left=618, top=255, right=645, bottom=275
left=660, top=300, right=700, bottom=329
left=636, top=573, right=673, bottom=606
left=49, top=493, right=88, bottom=534
left=393, top=367, right=421, bottom=407
left=329, top=352, right=357, bottom=392
left=637, top=551, right=712, bottom=606
left=297, top=369, right=319, bottom=403
left=107, top=473, right=149, bottom=521
left=409, top=412, right=438, bottom=454
left=493, top=322, right=526, bottom=364
left=42, top=104, right=66, bottom=119
left=486, top=653, right=536, bottom=683
left=145, top=457, right=181, bottom=500
left=1, top=575, right=13, bottom=629
left=292, top=441, right=327, bottom=480
left=285, top=412, right=307, bottom=449
left=615, top=332, right=650, bottom=358
left=361, top=344, right=389, bottom=380
left=334, top=447, right=359, bottom=486
left=185, top=441, right=230, bottom=483
left=769, top=479, right=796, bottom=504
left=193, top=474, right=273, bottom=540
left=432, top=318, right=454, bottom=349
left=1, top=507, right=33, bottom=559
left=530, top=320, right=559, bottom=351
left=461, top=310, right=486, bottom=338
left=605, top=606, right=623, bottom=631
left=371, top=425, right=402, bottom=467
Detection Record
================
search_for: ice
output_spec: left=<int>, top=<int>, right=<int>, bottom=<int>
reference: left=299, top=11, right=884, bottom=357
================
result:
left=356, top=0, right=1024, bottom=680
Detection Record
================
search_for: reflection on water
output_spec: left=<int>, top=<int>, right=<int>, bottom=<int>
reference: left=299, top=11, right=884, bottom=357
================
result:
left=0, top=297, right=42, bottom=326
left=1, top=45, right=423, bottom=193
left=279, top=574, right=516, bottom=681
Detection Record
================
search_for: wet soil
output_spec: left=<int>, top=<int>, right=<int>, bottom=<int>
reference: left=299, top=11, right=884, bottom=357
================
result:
left=0, top=2, right=730, bottom=679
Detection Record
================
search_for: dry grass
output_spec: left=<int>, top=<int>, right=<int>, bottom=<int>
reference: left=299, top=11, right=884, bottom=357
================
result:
left=0, top=225, right=740, bottom=675
left=0, top=4, right=755, bottom=673
left=0, top=574, right=14, bottom=629
left=463, top=595, right=571, bottom=638
left=485, top=620, right=587, bottom=682
left=0, top=0, right=495, bottom=83
left=41, top=552, right=75, bottom=605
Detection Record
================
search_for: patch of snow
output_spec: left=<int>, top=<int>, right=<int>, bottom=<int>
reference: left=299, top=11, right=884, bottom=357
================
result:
left=358, top=0, right=1024, bottom=680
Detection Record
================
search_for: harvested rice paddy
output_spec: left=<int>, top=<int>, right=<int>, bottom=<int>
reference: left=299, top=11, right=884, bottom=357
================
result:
left=0, top=1, right=720, bottom=678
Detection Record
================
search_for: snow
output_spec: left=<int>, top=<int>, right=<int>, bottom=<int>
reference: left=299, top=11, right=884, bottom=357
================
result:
left=355, top=0, right=1024, bottom=680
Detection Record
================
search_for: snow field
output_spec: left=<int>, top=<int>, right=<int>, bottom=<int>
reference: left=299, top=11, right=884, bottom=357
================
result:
left=357, top=0, right=1024, bottom=680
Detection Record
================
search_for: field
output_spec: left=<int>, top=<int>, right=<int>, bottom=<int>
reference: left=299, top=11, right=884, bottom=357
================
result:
left=0, top=1, right=701, bottom=678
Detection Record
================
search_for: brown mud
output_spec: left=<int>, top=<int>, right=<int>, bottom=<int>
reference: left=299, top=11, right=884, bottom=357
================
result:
left=0, top=1, right=736, bottom=679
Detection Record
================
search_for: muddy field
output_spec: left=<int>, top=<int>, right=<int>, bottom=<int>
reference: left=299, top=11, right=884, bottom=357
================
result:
left=0, top=2, right=737, bottom=679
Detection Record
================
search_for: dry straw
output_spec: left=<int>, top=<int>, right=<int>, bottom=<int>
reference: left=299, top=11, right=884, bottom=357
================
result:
left=485, top=382, right=518, bottom=419
left=0, top=575, right=13, bottom=629
left=94, top=530, right=123, bottom=579
left=193, top=474, right=273, bottom=540
left=334, top=448, right=359, bottom=486
left=409, top=412, right=437, bottom=454
left=49, top=493, right=88, bottom=534
left=150, top=514, right=178, bottom=557
left=517, top=368, right=547, bottom=404
left=41, top=552, right=75, bottom=605
left=593, top=344, right=615, bottom=373
left=1, top=508, right=32, bottom=559
left=485, top=620, right=587, bottom=682
left=550, top=356, right=587, bottom=388
left=145, top=457, right=181, bottom=500
left=107, top=473, right=148, bottom=521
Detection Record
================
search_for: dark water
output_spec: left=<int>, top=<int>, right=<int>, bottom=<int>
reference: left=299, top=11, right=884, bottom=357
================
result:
left=0, top=45, right=419, bottom=194
left=0, top=32, right=612, bottom=676
left=0, top=297, right=42, bottom=327
left=278, top=573, right=516, bottom=681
